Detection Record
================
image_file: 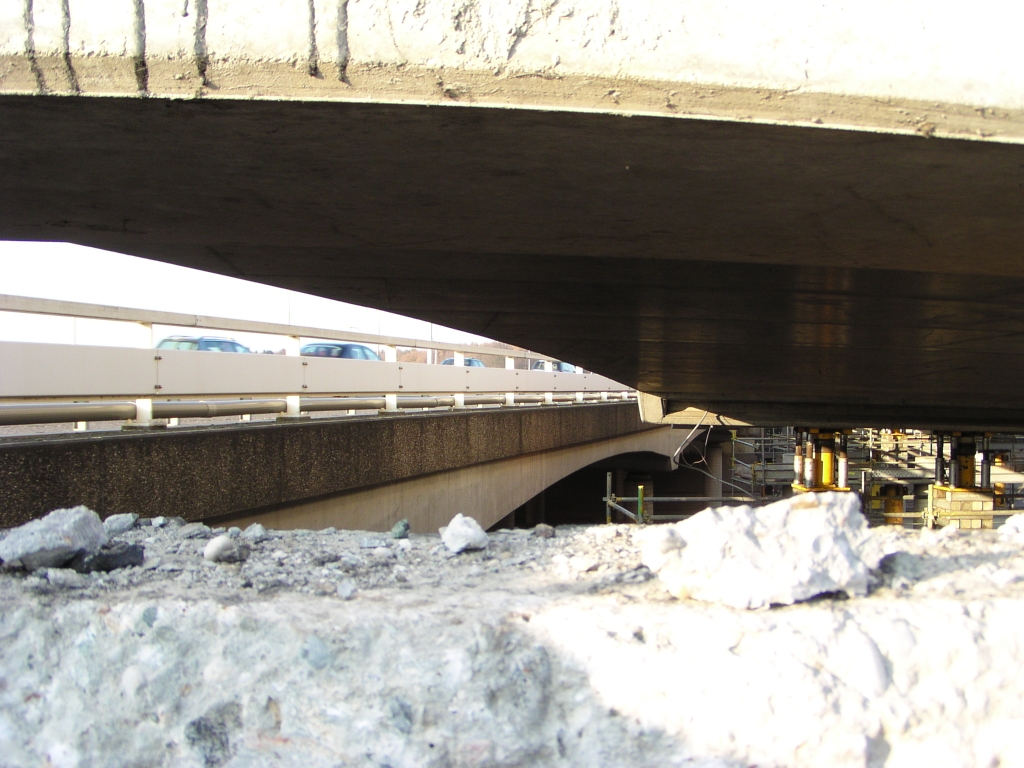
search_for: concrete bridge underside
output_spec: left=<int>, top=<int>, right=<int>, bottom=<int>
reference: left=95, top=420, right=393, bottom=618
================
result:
left=4, top=2, right=1024, bottom=430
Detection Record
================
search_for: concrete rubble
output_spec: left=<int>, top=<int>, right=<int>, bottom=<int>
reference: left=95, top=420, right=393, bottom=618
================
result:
left=0, top=506, right=107, bottom=570
left=440, top=513, right=490, bottom=554
left=203, top=535, right=251, bottom=564
left=640, top=492, right=883, bottom=609
left=2, top=499, right=1024, bottom=766
left=102, top=513, right=138, bottom=537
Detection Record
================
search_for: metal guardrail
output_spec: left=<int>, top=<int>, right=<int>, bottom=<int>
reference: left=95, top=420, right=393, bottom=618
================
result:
left=0, top=293, right=551, bottom=362
left=0, top=392, right=633, bottom=426
left=0, top=300, right=635, bottom=428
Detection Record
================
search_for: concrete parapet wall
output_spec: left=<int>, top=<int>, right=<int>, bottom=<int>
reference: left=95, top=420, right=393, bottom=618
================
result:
left=0, top=402, right=659, bottom=528
left=1, top=1, right=1022, bottom=141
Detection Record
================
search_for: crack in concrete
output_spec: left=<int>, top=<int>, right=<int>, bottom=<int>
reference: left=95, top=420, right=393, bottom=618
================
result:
left=306, top=0, right=320, bottom=78
left=22, top=0, right=47, bottom=94
left=507, top=1, right=536, bottom=62
left=336, top=0, right=350, bottom=83
left=194, top=0, right=209, bottom=86
left=132, top=0, right=149, bottom=95
left=59, top=0, right=80, bottom=94
left=844, top=184, right=934, bottom=249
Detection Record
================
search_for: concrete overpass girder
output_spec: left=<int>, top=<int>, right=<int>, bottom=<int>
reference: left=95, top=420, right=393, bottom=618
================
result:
left=4, top=3, right=1024, bottom=429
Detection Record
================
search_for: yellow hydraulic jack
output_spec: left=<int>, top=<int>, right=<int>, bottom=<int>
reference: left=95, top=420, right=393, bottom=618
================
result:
left=792, top=429, right=852, bottom=493
left=929, top=433, right=998, bottom=529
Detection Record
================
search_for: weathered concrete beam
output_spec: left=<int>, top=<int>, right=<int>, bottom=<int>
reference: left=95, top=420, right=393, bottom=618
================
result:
left=227, top=425, right=682, bottom=534
left=1, top=1, right=1021, bottom=141
left=0, top=402, right=663, bottom=528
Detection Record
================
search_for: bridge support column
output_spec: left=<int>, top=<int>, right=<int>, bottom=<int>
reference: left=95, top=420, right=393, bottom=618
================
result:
left=704, top=445, right=723, bottom=499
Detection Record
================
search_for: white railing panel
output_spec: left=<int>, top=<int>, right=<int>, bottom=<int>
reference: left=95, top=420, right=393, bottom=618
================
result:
left=0, top=341, right=631, bottom=399
left=0, top=342, right=158, bottom=398
left=302, top=357, right=403, bottom=394
left=154, top=347, right=304, bottom=396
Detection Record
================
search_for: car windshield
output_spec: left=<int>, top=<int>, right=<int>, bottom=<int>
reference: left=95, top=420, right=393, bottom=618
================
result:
left=301, top=344, right=379, bottom=360
left=199, top=339, right=247, bottom=352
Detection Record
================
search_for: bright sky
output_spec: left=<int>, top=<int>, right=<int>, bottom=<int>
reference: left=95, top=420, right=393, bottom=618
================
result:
left=0, top=241, right=494, bottom=352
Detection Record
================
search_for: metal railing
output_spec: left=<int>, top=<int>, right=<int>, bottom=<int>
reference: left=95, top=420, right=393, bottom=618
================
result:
left=603, top=474, right=755, bottom=524
left=0, top=293, right=561, bottom=366
left=0, top=296, right=635, bottom=429
left=0, top=391, right=634, bottom=427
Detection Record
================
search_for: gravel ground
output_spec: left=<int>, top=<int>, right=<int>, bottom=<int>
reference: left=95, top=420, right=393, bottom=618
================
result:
left=0, top=519, right=652, bottom=603
left=3, top=517, right=1024, bottom=767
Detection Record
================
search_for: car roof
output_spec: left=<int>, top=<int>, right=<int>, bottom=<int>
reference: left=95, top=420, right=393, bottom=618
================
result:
left=302, top=342, right=368, bottom=348
left=162, top=335, right=239, bottom=341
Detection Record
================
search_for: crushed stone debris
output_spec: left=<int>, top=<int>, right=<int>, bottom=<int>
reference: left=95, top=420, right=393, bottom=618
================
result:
left=4, top=503, right=1024, bottom=766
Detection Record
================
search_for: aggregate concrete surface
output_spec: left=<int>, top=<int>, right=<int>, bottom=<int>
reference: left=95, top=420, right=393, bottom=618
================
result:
left=3, top=513, right=1024, bottom=767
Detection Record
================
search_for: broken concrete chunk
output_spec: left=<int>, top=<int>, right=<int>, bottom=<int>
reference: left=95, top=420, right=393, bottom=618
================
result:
left=242, top=523, right=269, bottom=543
left=640, top=492, right=882, bottom=609
left=440, top=514, right=489, bottom=554
left=69, top=542, right=146, bottom=573
left=203, top=535, right=250, bottom=563
left=178, top=523, right=213, bottom=540
left=44, top=568, right=89, bottom=589
left=999, top=514, right=1024, bottom=542
left=532, top=523, right=556, bottom=539
left=0, top=506, right=108, bottom=570
left=391, top=519, right=411, bottom=539
left=102, top=513, right=139, bottom=537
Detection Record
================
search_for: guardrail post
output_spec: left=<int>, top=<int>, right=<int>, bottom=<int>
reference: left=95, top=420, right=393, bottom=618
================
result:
left=73, top=421, right=88, bottom=432
left=544, top=392, right=554, bottom=405
left=601, top=392, right=609, bottom=402
left=638, top=484, right=646, bottom=525
left=505, top=356, right=515, bottom=370
left=544, top=361, right=553, bottom=372
left=453, top=393, right=465, bottom=409
left=123, top=398, right=165, bottom=430
left=575, top=392, right=584, bottom=404
left=454, top=351, right=464, bottom=366
left=504, top=392, right=515, bottom=407
left=606, top=472, right=612, bottom=524
left=284, top=336, right=301, bottom=356
left=276, top=395, right=309, bottom=420
left=384, top=394, right=398, bottom=412
left=382, top=345, right=398, bottom=363
left=136, top=398, right=153, bottom=425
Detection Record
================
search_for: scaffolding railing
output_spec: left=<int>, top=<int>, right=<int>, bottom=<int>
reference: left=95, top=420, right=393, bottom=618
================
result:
left=603, top=474, right=755, bottom=523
